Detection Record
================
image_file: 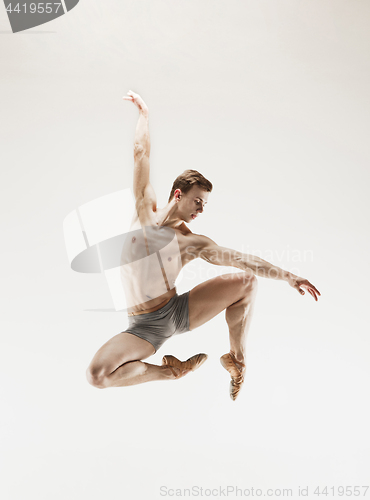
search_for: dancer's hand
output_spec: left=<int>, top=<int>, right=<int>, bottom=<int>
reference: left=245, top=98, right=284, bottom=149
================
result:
left=123, top=90, right=149, bottom=116
left=288, top=275, right=321, bottom=301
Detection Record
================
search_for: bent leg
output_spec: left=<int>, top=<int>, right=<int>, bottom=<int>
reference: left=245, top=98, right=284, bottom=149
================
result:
left=86, top=331, right=187, bottom=388
left=225, top=277, right=258, bottom=360
left=188, top=272, right=258, bottom=363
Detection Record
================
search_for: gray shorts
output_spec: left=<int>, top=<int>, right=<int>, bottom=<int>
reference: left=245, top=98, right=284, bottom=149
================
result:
left=125, top=291, right=191, bottom=352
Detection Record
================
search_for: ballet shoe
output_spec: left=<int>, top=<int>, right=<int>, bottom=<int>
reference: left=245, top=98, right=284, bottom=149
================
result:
left=220, top=352, right=246, bottom=401
left=164, top=365, right=190, bottom=379
left=162, top=353, right=208, bottom=378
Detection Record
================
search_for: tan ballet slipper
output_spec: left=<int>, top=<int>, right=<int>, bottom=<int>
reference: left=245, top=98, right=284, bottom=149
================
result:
left=220, top=352, right=246, bottom=401
left=164, top=365, right=190, bottom=379
left=162, top=353, right=208, bottom=377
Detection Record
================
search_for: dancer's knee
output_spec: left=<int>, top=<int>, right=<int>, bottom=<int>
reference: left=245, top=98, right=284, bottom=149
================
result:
left=248, top=274, right=258, bottom=289
left=241, top=273, right=258, bottom=294
left=231, top=271, right=257, bottom=287
left=85, top=365, right=109, bottom=389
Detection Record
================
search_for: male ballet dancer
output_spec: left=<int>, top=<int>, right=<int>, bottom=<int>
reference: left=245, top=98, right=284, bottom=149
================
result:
left=86, top=91, right=320, bottom=400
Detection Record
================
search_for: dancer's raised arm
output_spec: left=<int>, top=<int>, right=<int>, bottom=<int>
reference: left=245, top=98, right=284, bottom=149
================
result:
left=123, top=90, right=155, bottom=204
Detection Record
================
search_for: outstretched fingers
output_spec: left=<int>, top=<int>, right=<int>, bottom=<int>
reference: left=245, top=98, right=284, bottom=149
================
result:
left=306, top=287, right=317, bottom=301
left=122, top=90, right=148, bottom=114
left=298, top=281, right=321, bottom=301
left=122, top=90, right=135, bottom=101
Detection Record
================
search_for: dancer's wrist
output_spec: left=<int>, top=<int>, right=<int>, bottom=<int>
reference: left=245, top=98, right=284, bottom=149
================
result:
left=285, top=271, right=298, bottom=283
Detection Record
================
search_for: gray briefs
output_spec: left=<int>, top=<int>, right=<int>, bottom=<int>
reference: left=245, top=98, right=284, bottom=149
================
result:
left=125, top=291, right=191, bottom=352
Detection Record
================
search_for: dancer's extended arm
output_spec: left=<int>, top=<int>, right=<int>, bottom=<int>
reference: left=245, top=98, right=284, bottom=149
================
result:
left=191, top=235, right=321, bottom=301
left=123, top=90, right=156, bottom=206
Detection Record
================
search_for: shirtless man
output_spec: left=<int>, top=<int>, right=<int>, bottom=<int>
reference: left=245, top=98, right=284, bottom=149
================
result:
left=86, top=90, right=321, bottom=400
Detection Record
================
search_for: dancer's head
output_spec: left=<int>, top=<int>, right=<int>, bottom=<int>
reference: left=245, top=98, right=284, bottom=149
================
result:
left=168, top=169, right=212, bottom=223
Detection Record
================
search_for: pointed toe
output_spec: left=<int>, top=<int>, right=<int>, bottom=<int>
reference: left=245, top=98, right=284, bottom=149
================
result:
left=220, top=353, right=245, bottom=400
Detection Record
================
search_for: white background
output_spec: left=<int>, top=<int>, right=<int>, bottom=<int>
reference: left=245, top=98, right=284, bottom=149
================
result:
left=1, top=1, right=369, bottom=499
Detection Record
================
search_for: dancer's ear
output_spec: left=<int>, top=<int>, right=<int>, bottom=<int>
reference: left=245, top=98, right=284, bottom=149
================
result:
left=174, top=189, right=182, bottom=202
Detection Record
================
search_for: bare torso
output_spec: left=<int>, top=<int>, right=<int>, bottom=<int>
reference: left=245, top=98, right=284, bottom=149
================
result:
left=123, top=200, right=202, bottom=315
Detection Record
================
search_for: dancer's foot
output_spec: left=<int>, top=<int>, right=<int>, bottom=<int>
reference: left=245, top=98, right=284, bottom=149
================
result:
left=220, top=352, right=246, bottom=401
left=162, top=365, right=191, bottom=379
left=162, top=353, right=208, bottom=376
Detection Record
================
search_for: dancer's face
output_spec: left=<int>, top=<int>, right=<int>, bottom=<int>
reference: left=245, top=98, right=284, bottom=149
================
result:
left=175, top=186, right=209, bottom=223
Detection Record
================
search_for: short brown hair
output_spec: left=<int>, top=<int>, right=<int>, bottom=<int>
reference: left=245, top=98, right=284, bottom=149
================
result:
left=168, top=169, right=213, bottom=202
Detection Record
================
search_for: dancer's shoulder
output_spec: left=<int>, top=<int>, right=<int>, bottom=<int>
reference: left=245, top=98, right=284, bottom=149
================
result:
left=176, top=222, right=193, bottom=235
left=183, top=231, right=216, bottom=252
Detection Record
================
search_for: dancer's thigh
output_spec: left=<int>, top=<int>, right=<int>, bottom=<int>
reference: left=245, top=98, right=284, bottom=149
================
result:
left=87, top=331, right=156, bottom=380
left=188, top=272, right=256, bottom=330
